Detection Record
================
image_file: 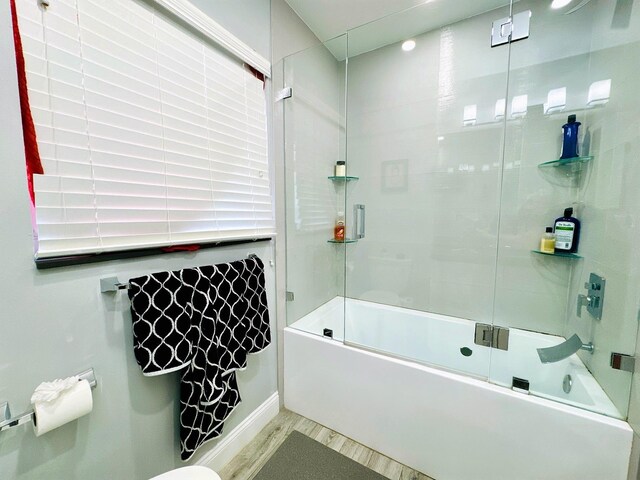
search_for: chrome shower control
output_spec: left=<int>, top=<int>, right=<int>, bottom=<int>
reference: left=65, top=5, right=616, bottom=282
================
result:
left=576, top=294, right=592, bottom=317
left=577, top=273, right=605, bottom=320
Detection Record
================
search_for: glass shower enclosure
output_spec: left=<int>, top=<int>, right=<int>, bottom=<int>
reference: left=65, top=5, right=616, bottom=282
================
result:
left=282, top=0, right=640, bottom=421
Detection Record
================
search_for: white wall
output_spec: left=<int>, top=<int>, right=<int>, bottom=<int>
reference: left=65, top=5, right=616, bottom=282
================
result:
left=271, top=0, right=320, bottom=64
left=0, top=1, right=276, bottom=479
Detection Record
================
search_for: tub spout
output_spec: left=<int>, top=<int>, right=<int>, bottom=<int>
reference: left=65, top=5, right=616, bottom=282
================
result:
left=581, top=342, right=595, bottom=354
left=537, top=334, right=594, bottom=364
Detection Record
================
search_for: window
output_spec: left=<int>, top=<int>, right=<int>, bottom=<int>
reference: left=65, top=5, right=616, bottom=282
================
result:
left=16, top=0, right=273, bottom=260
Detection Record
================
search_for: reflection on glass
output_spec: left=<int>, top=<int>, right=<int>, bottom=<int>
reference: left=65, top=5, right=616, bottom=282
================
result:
left=510, top=94, right=528, bottom=118
left=544, top=87, right=566, bottom=114
left=587, top=79, right=611, bottom=106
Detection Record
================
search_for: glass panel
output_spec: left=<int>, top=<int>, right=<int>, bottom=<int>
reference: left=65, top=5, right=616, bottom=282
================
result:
left=343, top=2, right=513, bottom=378
left=282, top=0, right=640, bottom=422
left=283, top=36, right=348, bottom=339
left=490, top=0, right=640, bottom=419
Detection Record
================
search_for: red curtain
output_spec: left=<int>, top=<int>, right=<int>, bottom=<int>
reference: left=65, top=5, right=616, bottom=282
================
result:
left=10, top=0, right=44, bottom=204
left=246, top=64, right=266, bottom=89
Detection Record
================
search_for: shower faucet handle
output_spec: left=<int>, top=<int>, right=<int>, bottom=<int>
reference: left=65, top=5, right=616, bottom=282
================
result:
left=584, top=281, right=602, bottom=291
left=579, top=273, right=606, bottom=320
left=576, top=294, right=592, bottom=318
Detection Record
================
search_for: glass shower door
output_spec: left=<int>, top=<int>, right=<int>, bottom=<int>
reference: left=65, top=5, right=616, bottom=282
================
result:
left=343, top=2, right=513, bottom=379
left=281, top=0, right=640, bottom=422
left=282, top=36, right=348, bottom=338
left=489, top=0, right=640, bottom=419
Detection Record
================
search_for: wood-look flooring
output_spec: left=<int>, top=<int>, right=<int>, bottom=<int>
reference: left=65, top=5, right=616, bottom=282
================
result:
left=219, top=409, right=435, bottom=480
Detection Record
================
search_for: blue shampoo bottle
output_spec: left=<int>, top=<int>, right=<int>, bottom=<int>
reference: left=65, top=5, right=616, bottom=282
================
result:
left=560, top=114, right=581, bottom=159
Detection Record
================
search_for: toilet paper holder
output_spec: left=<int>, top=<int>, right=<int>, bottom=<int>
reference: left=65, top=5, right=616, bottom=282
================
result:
left=0, top=368, right=96, bottom=433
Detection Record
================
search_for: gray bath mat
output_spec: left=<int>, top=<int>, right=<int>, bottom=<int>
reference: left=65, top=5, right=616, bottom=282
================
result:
left=252, top=430, right=389, bottom=480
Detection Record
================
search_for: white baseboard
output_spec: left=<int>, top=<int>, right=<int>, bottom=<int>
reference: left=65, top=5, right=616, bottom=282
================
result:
left=195, top=392, right=280, bottom=472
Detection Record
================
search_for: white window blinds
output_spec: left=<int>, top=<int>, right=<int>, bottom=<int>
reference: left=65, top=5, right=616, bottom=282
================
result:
left=17, top=0, right=273, bottom=259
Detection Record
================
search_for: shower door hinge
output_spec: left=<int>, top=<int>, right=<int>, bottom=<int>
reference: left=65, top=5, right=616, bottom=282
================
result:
left=474, top=324, right=509, bottom=351
left=491, top=10, right=531, bottom=47
left=276, top=87, right=292, bottom=101
left=611, top=352, right=635, bottom=373
left=286, top=291, right=295, bottom=301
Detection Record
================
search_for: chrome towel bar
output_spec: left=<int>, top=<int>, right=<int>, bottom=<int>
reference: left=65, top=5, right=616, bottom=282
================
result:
left=100, top=276, right=129, bottom=292
left=100, top=253, right=261, bottom=293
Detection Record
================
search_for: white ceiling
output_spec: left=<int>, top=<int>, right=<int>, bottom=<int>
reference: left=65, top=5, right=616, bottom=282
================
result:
left=284, top=0, right=513, bottom=57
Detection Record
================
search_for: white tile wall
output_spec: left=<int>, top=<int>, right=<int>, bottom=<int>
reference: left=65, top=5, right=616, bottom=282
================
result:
left=345, top=6, right=511, bottom=327
left=497, top=0, right=640, bottom=420
left=559, top=0, right=640, bottom=422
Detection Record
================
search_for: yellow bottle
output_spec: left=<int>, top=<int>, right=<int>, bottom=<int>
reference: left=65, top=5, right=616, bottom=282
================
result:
left=540, top=227, right=556, bottom=253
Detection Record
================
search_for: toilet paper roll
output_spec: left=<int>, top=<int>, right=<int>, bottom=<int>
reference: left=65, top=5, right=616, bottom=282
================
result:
left=32, top=379, right=93, bottom=437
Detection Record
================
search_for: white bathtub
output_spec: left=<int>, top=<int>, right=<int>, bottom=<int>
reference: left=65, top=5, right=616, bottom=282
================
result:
left=284, top=297, right=632, bottom=480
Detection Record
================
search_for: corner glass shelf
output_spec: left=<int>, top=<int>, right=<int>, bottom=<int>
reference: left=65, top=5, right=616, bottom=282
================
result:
left=328, top=175, right=359, bottom=181
left=538, top=156, right=594, bottom=168
left=531, top=250, right=582, bottom=259
left=328, top=239, right=358, bottom=244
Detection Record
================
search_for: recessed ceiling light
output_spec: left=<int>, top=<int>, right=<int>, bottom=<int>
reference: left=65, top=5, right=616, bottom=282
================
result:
left=551, top=0, right=573, bottom=9
left=402, top=40, right=416, bottom=52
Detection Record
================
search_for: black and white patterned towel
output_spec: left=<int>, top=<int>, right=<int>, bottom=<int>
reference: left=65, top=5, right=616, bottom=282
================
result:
left=199, top=261, right=250, bottom=377
left=180, top=367, right=241, bottom=461
left=198, top=257, right=271, bottom=380
left=128, top=269, right=194, bottom=376
left=242, top=257, right=271, bottom=354
left=128, top=256, right=271, bottom=461
left=179, top=257, right=272, bottom=460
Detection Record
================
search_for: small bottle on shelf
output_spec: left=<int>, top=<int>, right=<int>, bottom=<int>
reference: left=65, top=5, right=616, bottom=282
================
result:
left=334, top=161, right=346, bottom=177
left=334, top=211, right=345, bottom=241
left=540, top=227, right=556, bottom=253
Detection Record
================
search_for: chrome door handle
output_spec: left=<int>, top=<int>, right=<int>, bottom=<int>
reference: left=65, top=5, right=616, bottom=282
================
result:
left=354, top=204, right=365, bottom=239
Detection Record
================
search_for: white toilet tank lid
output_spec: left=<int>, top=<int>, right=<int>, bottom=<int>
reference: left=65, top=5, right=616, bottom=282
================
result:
left=149, top=466, right=221, bottom=480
